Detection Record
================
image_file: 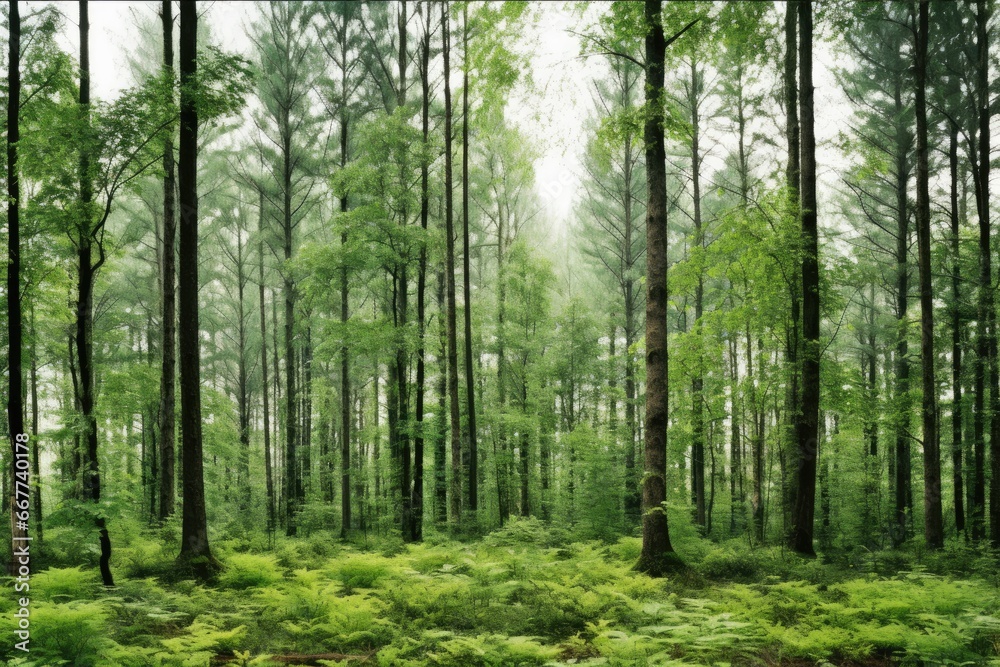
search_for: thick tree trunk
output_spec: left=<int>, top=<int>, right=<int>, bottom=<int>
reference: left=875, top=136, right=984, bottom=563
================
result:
left=792, top=0, right=819, bottom=557
left=158, top=0, right=177, bottom=522
left=177, top=0, right=215, bottom=573
left=636, top=0, right=680, bottom=576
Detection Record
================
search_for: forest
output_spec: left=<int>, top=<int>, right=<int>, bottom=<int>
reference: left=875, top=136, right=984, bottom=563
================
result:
left=4, top=0, right=1000, bottom=665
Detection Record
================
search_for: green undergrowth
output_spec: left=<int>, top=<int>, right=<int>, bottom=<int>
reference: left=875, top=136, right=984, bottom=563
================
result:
left=2, top=519, right=999, bottom=666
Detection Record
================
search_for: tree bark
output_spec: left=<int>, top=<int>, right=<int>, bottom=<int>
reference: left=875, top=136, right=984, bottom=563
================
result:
left=636, top=0, right=680, bottom=576
left=782, top=0, right=801, bottom=543
left=177, top=0, right=215, bottom=573
left=259, top=196, right=275, bottom=533
left=792, top=0, right=819, bottom=557
left=443, top=3, right=463, bottom=528
left=689, top=57, right=706, bottom=530
left=412, top=0, right=433, bottom=542
left=914, top=0, right=943, bottom=549
left=462, top=3, right=479, bottom=516
left=949, top=85, right=965, bottom=537
left=158, top=0, right=177, bottom=522
left=7, top=0, right=29, bottom=576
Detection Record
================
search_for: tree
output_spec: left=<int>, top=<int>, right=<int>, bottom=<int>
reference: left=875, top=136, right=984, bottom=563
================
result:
left=791, top=0, right=819, bottom=557
left=158, top=0, right=177, bottom=522
left=635, top=0, right=692, bottom=576
left=317, top=0, right=365, bottom=538
left=176, top=0, right=215, bottom=573
left=7, top=0, right=28, bottom=575
left=443, top=1, right=462, bottom=528
left=248, top=0, right=322, bottom=536
left=913, top=0, right=943, bottom=550
left=577, top=55, right=646, bottom=525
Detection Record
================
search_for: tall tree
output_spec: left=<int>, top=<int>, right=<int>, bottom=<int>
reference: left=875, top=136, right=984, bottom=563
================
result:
left=635, top=0, right=686, bottom=576
left=177, top=0, right=215, bottom=573
left=443, top=0, right=463, bottom=527
left=411, top=0, right=434, bottom=542
left=7, top=0, right=29, bottom=575
left=791, top=0, right=819, bottom=557
left=157, top=0, right=177, bottom=522
left=462, top=2, right=479, bottom=516
left=249, top=1, right=320, bottom=535
left=317, top=0, right=363, bottom=538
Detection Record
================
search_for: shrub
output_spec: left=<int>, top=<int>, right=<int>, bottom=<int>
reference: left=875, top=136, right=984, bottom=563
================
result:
left=219, top=554, right=284, bottom=590
left=333, top=555, right=390, bottom=590
left=32, top=566, right=99, bottom=602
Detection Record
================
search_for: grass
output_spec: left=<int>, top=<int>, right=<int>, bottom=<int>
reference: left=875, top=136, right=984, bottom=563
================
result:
left=2, top=519, right=999, bottom=666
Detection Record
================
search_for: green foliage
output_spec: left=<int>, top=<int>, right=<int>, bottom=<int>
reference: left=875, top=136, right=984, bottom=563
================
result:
left=219, top=554, right=284, bottom=590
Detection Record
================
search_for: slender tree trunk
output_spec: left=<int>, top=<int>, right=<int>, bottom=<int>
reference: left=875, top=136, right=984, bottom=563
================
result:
left=75, top=0, right=113, bottom=587
left=177, top=0, right=214, bottom=573
left=636, top=0, right=681, bottom=576
left=29, top=307, right=41, bottom=541
left=792, top=0, right=819, bottom=557
left=158, top=0, right=177, bottom=522
left=914, top=0, right=942, bottom=549
left=949, top=96, right=965, bottom=537
left=412, top=0, right=432, bottom=542
left=689, top=58, right=706, bottom=530
left=7, top=0, right=29, bottom=576
left=443, top=3, right=462, bottom=527
left=972, top=0, right=989, bottom=542
left=259, top=197, right=275, bottom=533
left=237, top=230, right=251, bottom=512
left=339, top=158, right=351, bottom=537
left=891, top=78, right=913, bottom=547
left=435, top=269, right=448, bottom=524
left=461, top=3, right=479, bottom=516
left=782, top=0, right=801, bottom=542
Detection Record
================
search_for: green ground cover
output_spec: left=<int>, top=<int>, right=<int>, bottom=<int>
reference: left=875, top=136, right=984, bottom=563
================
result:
left=2, top=519, right=999, bottom=667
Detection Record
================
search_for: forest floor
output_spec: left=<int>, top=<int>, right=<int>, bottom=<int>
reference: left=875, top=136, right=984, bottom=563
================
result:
left=2, top=517, right=999, bottom=667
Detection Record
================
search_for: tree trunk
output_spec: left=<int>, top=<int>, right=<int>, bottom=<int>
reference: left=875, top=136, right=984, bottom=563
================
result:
left=443, top=3, right=463, bottom=528
left=689, top=58, right=706, bottom=530
left=636, top=0, right=680, bottom=576
left=462, top=3, right=479, bottom=516
left=949, top=91, right=965, bottom=537
left=782, top=0, right=801, bottom=544
left=259, top=196, right=275, bottom=533
left=412, top=0, right=432, bottom=542
left=792, top=0, right=819, bottom=557
left=913, top=0, right=942, bottom=550
left=237, top=228, right=251, bottom=512
left=177, top=0, right=215, bottom=574
left=435, top=269, right=448, bottom=524
left=7, top=0, right=29, bottom=576
left=971, top=0, right=989, bottom=542
left=158, top=0, right=177, bottom=522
